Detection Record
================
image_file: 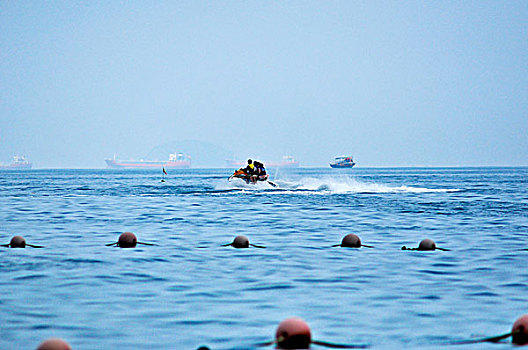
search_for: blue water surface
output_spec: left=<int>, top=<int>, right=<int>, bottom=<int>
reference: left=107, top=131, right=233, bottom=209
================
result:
left=0, top=167, right=527, bottom=349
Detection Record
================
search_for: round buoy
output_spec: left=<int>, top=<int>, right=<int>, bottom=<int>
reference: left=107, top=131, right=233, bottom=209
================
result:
left=10, top=235, right=26, bottom=248
left=418, top=238, right=436, bottom=251
left=118, top=232, right=137, bottom=248
left=341, top=234, right=362, bottom=248
left=232, top=235, right=249, bottom=248
left=36, top=338, right=72, bottom=350
left=512, top=315, right=528, bottom=345
left=275, top=317, right=312, bottom=349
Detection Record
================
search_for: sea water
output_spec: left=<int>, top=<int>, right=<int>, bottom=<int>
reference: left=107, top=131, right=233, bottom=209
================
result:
left=0, top=167, right=527, bottom=349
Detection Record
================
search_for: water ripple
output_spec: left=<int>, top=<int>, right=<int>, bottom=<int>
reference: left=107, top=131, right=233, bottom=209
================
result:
left=0, top=168, right=527, bottom=349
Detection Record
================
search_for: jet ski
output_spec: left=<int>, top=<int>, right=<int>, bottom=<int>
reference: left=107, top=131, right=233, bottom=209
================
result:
left=228, top=168, right=277, bottom=187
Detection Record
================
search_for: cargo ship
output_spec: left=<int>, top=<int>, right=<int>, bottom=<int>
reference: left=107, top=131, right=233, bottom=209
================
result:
left=330, top=156, right=355, bottom=168
left=0, top=156, right=32, bottom=170
left=105, top=152, right=191, bottom=169
left=225, top=155, right=299, bottom=168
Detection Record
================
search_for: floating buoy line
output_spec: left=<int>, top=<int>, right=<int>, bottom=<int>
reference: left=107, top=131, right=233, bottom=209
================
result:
left=3, top=232, right=524, bottom=349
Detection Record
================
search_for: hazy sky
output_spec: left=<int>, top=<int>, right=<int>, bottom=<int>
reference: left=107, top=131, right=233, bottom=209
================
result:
left=1, top=1, right=527, bottom=168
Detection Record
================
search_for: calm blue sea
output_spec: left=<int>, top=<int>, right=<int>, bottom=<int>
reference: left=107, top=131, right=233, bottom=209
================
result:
left=0, top=167, right=527, bottom=349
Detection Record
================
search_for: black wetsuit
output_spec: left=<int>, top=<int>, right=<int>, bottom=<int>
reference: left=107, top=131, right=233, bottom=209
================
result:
left=242, top=164, right=255, bottom=183
left=258, top=167, right=266, bottom=179
left=245, top=164, right=255, bottom=175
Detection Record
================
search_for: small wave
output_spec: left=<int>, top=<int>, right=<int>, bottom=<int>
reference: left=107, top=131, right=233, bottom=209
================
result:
left=214, top=175, right=459, bottom=194
left=277, top=176, right=459, bottom=194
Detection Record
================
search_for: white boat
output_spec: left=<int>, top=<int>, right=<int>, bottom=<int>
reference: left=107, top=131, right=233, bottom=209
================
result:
left=330, top=156, right=355, bottom=168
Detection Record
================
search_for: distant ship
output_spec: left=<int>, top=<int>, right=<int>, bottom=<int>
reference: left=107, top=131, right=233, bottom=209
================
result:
left=105, top=152, right=191, bottom=169
left=330, top=156, right=356, bottom=168
left=0, top=156, right=32, bottom=170
left=225, top=156, right=299, bottom=168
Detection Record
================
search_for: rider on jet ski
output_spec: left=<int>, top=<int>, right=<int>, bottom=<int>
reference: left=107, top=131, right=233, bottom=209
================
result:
left=232, top=159, right=268, bottom=184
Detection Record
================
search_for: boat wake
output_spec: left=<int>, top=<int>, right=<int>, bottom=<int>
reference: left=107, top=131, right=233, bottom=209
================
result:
left=216, top=175, right=460, bottom=194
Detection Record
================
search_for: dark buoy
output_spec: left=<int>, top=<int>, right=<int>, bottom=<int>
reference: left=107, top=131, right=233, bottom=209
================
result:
left=254, top=318, right=368, bottom=348
left=275, top=317, right=312, bottom=349
left=10, top=235, right=26, bottom=248
left=1, top=235, right=43, bottom=248
left=341, top=234, right=361, bottom=247
left=402, top=238, right=449, bottom=251
left=512, top=314, right=528, bottom=345
left=223, top=235, right=265, bottom=248
left=232, top=235, right=249, bottom=248
left=118, top=232, right=137, bottom=248
left=106, top=232, right=154, bottom=248
left=418, top=238, right=436, bottom=251
left=333, top=234, right=374, bottom=248
left=36, top=338, right=72, bottom=350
